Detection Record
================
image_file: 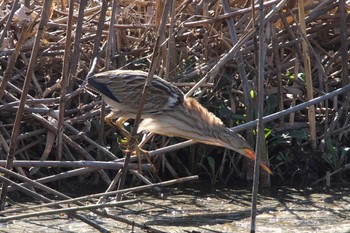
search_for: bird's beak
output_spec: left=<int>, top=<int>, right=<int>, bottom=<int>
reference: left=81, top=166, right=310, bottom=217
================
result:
left=243, top=148, right=273, bottom=175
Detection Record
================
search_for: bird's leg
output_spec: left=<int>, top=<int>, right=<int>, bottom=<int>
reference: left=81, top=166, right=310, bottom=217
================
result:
left=104, top=112, right=155, bottom=173
left=104, top=112, right=130, bottom=138
left=119, top=138, right=155, bottom=173
left=132, top=144, right=156, bottom=173
left=113, top=117, right=130, bottom=138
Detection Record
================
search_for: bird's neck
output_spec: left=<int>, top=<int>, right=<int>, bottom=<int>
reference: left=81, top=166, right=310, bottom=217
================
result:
left=181, top=98, right=224, bottom=127
left=176, top=98, right=229, bottom=145
left=138, top=97, right=229, bottom=147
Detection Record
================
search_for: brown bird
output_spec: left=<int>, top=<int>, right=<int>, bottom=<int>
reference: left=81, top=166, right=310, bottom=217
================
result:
left=88, top=70, right=272, bottom=174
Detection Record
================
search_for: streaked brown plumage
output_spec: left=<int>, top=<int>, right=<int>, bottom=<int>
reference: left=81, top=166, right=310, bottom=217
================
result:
left=88, top=70, right=272, bottom=174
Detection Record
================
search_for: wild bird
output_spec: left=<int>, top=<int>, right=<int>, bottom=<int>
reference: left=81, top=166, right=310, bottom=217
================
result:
left=87, top=70, right=272, bottom=174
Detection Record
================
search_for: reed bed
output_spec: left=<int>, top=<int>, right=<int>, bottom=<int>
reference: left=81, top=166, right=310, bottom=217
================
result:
left=0, top=0, right=349, bottom=231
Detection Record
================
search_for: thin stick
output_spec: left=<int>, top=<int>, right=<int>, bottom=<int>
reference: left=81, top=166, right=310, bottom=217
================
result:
left=232, top=85, right=350, bottom=132
left=57, top=0, right=74, bottom=161
left=339, top=0, right=349, bottom=107
left=250, top=0, right=266, bottom=231
left=107, top=0, right=119, bottom=69
left=0, top=199, right=138, bottom=223
left=298, top=0, right=317, bottom=149
left=7, top=168, right=97, bottom=192
left=0, top=160, right=150, bottom=170
left=2, top=175, right=198, bottom=214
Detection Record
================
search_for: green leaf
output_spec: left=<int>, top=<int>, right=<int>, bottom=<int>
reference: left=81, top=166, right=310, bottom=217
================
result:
left=120, top=138, right=128, bottom=143
left=265, top=128, right=272, bottom=138
left=265, top=94, right=278, bottom=115
left=298, top=73, right=306, bottom=82
left=325, top=139, right=337, bottom=154
left=286, top=71, right=294, bottom=79
left=289, top=130, right=309, bottom=140
left=250, top=90, right=255, bottom=99
left=206, top=156, right=215, bottom=172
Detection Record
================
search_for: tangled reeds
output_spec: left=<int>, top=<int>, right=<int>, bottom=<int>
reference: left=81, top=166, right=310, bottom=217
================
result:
left=0, top=0, right=349, bottom=231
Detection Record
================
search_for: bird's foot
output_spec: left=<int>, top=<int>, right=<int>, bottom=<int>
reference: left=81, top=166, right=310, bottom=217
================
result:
left=105, top=114, right=130, bottom=138
left=133, top=144, right=156, bottom=173
left=119, top=136, right=156, bottom=173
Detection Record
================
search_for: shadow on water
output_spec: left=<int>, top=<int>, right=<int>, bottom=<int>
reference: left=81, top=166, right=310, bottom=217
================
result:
left=2, top=182, right=350, bottom=232
left=261, top=186, right=350, bottom=219
left=144, top=211, right=251, bottom=226
left=116, top=182, right=350, bottom=232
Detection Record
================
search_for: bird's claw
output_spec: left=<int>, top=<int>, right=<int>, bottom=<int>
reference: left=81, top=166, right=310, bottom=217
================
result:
left=105, top=116, right=131, bottom=139
left=104, top=115, right=156, bottom=173
left=118, top=136, right=156, bottom=173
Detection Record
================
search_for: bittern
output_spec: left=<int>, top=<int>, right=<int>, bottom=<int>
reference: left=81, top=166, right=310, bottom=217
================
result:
left=88, top=70, right=272, bottom=174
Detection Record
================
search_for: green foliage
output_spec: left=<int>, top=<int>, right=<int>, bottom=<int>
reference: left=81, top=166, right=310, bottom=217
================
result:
left=285, top=70, right=295, bottom=85
left=250, top=89, right=255, bottom=99
left=285, top=70, right=306, bottom=82
left=322, top=139, right=350, bottom=171
left=289, top=129, right=310, bottom=140
left=188, top=145, right=206, bottom=173
left=297, top=73, right=306, bottom=82
left=265, top=94, right=279, bottom=116
left=274, top=150, right=294, bottom=164
left=265, top=128, right=272, bottom=138
left=217, top=103, right=246, bottom=122
left=199, top=155, right=219, bottom=185
left=285, top=70, right=295, bottom=79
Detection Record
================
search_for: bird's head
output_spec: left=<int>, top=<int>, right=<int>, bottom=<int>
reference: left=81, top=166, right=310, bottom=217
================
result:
left=218, top=128, right=272, bottom=174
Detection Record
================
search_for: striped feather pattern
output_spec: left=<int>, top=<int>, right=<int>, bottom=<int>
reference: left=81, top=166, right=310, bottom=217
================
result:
left=87, top=69, right=271, bottom=174
left=88, top=70, right=183, bottom=118
left=138, top=98, right=252, bottom=151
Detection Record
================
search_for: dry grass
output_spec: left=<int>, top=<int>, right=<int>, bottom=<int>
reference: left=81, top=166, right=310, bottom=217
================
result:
left=0, top=0, right=349, bottom=230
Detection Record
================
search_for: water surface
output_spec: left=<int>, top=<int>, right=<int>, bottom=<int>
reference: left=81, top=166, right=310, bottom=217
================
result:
left=1, top=184, right=349, bottom=232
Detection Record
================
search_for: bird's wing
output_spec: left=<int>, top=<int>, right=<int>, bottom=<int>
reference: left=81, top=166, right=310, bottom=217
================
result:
left=88, top=70, right=184, bottom=115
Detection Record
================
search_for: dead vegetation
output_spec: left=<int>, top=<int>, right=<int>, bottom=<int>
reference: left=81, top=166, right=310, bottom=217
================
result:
left=0, top=0, right=349, bottom=231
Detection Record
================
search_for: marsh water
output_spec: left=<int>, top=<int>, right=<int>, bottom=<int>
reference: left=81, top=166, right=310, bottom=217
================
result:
left=1, top=184, right=350, bottom=233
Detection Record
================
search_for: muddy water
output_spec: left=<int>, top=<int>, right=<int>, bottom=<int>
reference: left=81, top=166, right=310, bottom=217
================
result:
left=1, top=184, right=350, bottom=232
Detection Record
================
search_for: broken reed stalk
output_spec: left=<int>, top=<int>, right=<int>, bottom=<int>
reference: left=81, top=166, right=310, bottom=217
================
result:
left=105, top=0, right=118, bottom=69
left=57, top=0, right=74, bottom=162
left=339, top=0, right=349, bottom=107
left=297, top=0, right=317, bottom=149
